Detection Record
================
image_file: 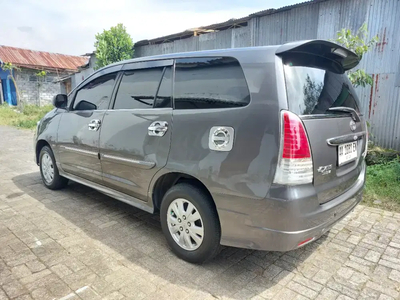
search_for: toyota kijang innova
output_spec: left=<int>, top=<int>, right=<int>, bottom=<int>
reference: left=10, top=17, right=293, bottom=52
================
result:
left=34, top=40, right=366, bottom=263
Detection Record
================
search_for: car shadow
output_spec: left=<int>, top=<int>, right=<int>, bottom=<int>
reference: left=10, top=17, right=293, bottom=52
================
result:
left=12, top=172, right=329, bottom=299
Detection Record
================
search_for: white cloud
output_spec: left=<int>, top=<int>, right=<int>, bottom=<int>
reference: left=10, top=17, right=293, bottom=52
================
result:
left=0, top=0, right=300, bottom=55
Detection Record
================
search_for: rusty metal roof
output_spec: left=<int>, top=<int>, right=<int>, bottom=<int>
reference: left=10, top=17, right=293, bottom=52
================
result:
left=0, top=45, right=89, bottom=72
left=135, top=16, right=250, bottom=46
left=134, top=0, right=324, bottom=46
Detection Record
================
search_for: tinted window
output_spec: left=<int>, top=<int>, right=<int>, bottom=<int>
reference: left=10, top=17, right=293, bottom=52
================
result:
left=73, top=73, right=117, bottom=110
left=283, top=56, right=360, bottom=115
left=174, top=57, right=250, bottom=109
left=114, top=68, right=163, bottom=109
left=154, top=67, right=172, bottom=108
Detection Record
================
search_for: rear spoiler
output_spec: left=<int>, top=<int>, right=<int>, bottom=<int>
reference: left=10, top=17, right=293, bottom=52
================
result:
left=276, top=40, right=360, bottom=71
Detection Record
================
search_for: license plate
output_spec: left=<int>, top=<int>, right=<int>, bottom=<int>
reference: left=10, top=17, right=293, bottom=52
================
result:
left=338, top=141, right=358, bottom=166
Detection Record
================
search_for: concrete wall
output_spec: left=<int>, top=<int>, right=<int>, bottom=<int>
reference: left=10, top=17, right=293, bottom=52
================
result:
left=134, top=0, right=400, bottom=150
left=14, top=68, right=67, bottom=105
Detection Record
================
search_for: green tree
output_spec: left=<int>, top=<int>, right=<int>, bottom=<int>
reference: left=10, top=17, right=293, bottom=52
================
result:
left=94, top=24, right=134, bottom=69
left=335, top=23, right=378, bottom=87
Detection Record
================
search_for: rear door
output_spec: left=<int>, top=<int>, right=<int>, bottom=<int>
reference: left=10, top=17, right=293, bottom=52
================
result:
left=99, top=60, right=173, bottom=200
left=281, top=50, right=367, bottom=204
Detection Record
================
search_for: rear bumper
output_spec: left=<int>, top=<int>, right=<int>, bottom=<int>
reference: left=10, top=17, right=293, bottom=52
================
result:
left=218, top=162, right=365, bottom=251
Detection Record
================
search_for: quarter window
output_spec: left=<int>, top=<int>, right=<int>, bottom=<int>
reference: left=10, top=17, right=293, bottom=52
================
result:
left=73, top=73, right=117, bottom=110
left=114, top=68, right=164, bottom=109
left=174, top=57, right=250, bottom=109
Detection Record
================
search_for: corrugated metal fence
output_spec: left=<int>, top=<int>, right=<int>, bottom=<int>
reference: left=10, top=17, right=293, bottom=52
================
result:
left=135, top=0, right=400, bottom=150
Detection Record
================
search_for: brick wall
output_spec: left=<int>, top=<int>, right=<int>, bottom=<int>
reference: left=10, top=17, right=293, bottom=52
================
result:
left=14, top=68, right=69, bottom=105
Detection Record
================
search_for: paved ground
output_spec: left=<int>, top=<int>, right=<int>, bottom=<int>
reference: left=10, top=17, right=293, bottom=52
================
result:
left=0, top=126, right=400, bottom=300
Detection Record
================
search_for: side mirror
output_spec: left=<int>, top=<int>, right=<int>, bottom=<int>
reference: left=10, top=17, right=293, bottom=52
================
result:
left=52, top=94, right=68, bottom=108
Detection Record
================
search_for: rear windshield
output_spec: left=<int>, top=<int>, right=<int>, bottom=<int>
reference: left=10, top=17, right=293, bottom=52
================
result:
left=283, top=58, right=360, bottom=116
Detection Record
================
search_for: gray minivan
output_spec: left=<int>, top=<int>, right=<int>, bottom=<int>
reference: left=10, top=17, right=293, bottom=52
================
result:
left=34, top=40, right=367, bottom=263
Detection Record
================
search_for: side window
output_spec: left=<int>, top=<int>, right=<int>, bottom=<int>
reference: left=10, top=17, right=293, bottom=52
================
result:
left=174, top=57, right=250, bottom=109
left=114, top=68, right=164, bottom=109
left=73, top=73, right=117, bottom=110
left=154, top=67, right=172, bottom=108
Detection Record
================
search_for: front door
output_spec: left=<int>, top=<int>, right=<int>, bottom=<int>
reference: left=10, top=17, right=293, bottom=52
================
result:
left=57, top=71, right=119, bottom=184
left=99, top=60, right=173, bottom=200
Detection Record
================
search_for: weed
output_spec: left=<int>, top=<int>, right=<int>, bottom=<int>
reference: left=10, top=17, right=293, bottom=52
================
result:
left=0, top=104, right=53, bottom=129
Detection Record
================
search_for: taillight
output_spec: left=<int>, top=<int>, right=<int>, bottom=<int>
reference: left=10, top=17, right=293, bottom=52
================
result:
left=273, top=110, right=313, bottom=185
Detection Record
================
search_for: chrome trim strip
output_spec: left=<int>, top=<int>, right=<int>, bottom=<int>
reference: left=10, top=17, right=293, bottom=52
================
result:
left=58, top=170, right=153, bottom=213
left=61, top=146, right=98, bottom=156
left=102, top=154, right=155, bottom=169
left=326, top=131, right=366, bottom=146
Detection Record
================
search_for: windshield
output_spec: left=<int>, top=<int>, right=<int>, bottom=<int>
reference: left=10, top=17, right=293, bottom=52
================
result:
left=283, top=61, right=360, bottom=116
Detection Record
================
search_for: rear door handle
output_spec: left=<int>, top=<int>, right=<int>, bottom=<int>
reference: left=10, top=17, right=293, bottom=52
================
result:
left=88, top=119, right=101, bottom=131
left=148, top=121, right=168, bottom=137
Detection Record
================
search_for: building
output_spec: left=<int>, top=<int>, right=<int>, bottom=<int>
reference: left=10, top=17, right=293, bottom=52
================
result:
left=133, top=0, right=400, bottom=150
left=0, top=46, right=88, bottom=106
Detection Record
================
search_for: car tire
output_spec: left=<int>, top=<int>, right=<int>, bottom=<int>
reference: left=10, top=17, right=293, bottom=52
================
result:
left=160, top=183, right=221, bottom=264
left=39, top=146, right=68, bottom=190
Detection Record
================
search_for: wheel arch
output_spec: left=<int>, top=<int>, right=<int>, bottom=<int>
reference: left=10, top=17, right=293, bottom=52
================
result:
left=35, top=139, right=51, bottom=164
left=151, top=172, right=218, bottom=216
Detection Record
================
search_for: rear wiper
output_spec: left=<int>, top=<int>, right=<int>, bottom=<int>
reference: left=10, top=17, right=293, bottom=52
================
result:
left=327, top=107, right=360, bottom=122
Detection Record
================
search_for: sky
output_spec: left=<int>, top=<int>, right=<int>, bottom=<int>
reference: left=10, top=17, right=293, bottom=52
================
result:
left=0, top=0, right=300, bottom=56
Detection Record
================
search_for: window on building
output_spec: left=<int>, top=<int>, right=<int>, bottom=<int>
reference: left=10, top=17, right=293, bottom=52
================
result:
left=73, top=73, right=117, bottom=110
left=113, top=67, right=164, bottom=109
left=174, top=57, right=250, bottom=109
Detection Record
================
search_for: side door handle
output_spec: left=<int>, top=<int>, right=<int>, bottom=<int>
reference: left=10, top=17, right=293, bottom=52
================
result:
left=148, top=121, right=168, bottom=137
left=88, top=119, right=101, bottom=131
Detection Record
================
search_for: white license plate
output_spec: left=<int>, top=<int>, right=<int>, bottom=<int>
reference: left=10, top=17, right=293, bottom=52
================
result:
left=338, top=141, right=358, bottom=166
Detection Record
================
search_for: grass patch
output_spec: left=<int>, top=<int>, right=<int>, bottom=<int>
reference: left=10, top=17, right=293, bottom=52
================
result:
left=0, top=104, right=53, bottom=129
left=364, top=159, right=400, bottom=212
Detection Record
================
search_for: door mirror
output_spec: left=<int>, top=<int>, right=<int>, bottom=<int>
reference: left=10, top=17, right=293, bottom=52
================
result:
left=53, top=94, right=68, bottom=108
